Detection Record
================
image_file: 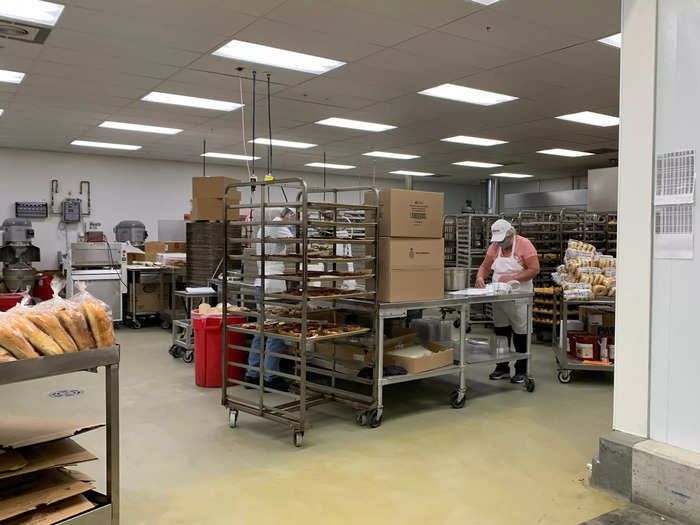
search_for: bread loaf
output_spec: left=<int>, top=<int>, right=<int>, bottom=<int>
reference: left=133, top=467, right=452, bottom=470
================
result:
left=9, top=315, right=63, bottom=356
left=56, top=307, right=96, bottom=351
left=0, top=324, right=39, bottom=359
left=82, top=299, right=115, bottom=348
left=25, top=311, right=78, bottom=354
left=0, top=347, right=17, bottom=363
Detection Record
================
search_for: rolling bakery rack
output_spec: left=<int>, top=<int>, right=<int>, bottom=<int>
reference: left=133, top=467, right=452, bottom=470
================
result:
left=0, top=347, right=120, bottom=524
left=222, top=179, right=380, bottom=446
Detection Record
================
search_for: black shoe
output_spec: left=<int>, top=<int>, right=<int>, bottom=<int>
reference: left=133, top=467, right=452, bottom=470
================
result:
left=489, top=369, right=511, bottom=380
left=511, top=373, right=526, bottom=384
left=264, top=377, right=290, bottom=392
left=244, top=375, right=259, bottom=389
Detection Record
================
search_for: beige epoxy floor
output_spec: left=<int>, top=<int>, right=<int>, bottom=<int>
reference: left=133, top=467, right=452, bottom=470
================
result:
left=2, top=325, right=623, bottom=525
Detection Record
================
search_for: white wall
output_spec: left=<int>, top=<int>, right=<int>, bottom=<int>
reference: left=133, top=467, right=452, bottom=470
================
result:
left=587, top=167, right=619, bottom=212
left=0, top=147, right=479, bottom=270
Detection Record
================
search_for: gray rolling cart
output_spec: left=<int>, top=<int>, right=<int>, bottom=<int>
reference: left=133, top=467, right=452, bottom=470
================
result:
left=125, top=265, right=162, bottom=329
left=168, top=289, right=217, bottom=363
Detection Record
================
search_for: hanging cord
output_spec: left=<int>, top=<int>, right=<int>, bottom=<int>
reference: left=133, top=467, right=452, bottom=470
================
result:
left=323, top=151, right=327, bottom=200
left=250, top=71, right=257, bottom=206
left=202, top=139, right=206, bottom=176
left=238, top=73, right=251, bottom=179
left=267, top=73, right=272, bottom=178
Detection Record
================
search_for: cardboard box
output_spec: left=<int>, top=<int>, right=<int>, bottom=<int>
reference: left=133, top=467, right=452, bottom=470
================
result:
left=126, top=252, right=145, bottom=264
left=192, top=176, right=242, bottom=200
left=144, top=241, right=186, bottom=262
left=579, top=306, right=615, bottom=335
left=128, top=283, right=162, bottom=314
left=3, top=495, right=95, bottom=525
left=0, top=418, right=103, bottom=450
left=191, top=198, right=239, bottom=222
left=378, top=238, right=444, bottom=302
left=315, top=342, right=368, bottom=370
left=365, top=189, right=444, bottom=238
left=0, top=439, right=96, bottom=480
left=384, top=343, right=453, bottom=374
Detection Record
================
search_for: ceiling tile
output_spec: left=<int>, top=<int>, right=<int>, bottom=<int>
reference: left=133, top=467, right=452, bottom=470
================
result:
left=39, top=47, right=180, bottom=79
left=339, top=0, right=483, bottom=28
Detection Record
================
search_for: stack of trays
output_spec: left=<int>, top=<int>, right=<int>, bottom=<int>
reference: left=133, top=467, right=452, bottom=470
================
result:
left=187, top=222, right=241, bottom=286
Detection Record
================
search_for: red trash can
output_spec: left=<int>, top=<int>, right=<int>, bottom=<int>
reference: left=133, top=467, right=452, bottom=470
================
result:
left=0, top=292, right=28, bottom=311
left=193, top=312, right=247, bottom=388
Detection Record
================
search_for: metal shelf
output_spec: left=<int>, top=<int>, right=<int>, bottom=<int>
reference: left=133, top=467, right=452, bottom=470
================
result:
left=227, top=326, right=370, bottom=343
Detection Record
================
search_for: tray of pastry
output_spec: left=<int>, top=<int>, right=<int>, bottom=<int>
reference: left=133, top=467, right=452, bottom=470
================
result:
left=229, top=321, right=369, bottom=342
left=271, top=289, right=375, bottom=301
left=274, top=271, right=374, bottom=282
left=229, top=254, right=375, bottom=263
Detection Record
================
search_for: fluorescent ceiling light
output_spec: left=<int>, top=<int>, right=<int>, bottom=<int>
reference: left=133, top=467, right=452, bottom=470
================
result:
left=442, top=135, right=508, bottom=147
left=598, top=33, right=621, bottom=48
left=0, top=69, right=25, bottom=84
left=306, top=162, right=355, bottom=170
left=363, top=151, right=420, bottom=160
left=249, top=138, right=316, bottom=149
left=390, top=170, right=434, bottom=177
left=71, top=140, right=141, bottom=151
left=419, top=83, right=517, bottom=106
left=556, top=111, right=619, bottom=127
left=0, top=0, right=64, bottom=26
left=453, top=161, right=504, bottom=168
left=202, top=152, right=260, bottom=161
left=142, top=91, right=242, bottom=112
left=0, top=109, right=4, bottom=117
left=471, top=0, right=500, bottom=5
left=316, top=117, right=396, bottom=132
left=490, top=173, right=533, bottom=179
left=213, top=39, right=345, bottom=75
left=99, top=121, right=182, bottom=135
left=537, top=148, right=593, bottom=158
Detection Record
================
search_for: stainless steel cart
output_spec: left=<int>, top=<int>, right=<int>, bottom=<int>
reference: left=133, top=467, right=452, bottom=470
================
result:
left=552, top=294, right=615, bottom=383
left=169, top=289, right=217, bottom=363
left=159, top=266, right=186, bottom=329
left=0, top=347, right=120, bottom=525
left=125, top=265, right=162, bottom=329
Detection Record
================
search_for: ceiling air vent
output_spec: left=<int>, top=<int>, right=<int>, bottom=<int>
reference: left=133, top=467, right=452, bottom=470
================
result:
left=0, top=19, right=51, bottom=44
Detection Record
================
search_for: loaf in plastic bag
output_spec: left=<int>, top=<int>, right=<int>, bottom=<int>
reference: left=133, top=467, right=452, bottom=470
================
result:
left=30, top=278, right=79, bottom=353
left=68, top=282, right=115, bottom=348
left=0, top=312, right=39, bottom=359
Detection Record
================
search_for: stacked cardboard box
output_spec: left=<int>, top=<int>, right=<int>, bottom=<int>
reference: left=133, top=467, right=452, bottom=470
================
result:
left=365, top=189, right=444, bottom=302
left=191, top=176, right=242, bottom=221
left=144, top=241, right=187, bottom=262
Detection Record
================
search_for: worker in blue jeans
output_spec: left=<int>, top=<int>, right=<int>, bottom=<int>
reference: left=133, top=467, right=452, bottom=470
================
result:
left=245, top=208, right=296, bottom=392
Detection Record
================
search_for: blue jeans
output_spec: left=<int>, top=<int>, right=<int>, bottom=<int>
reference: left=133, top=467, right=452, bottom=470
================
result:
left=246, top=287, right=285, bottom=382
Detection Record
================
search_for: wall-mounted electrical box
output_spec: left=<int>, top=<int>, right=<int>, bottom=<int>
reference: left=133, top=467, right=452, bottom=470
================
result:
left=62, top=198, right=82, bottom=223
left=15, top=201, right=49, bottom=219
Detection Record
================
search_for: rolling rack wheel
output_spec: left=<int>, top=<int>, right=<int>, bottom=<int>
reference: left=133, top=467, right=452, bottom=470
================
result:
left=293, top=431, right=304, bottom=447
left=355, top=412, right=368, bottom=426
left=449, top=390, right=467, bottom=409
left=367, top=409, right=383, bottom=429
left=168, top=345, right=180, bottom=358
left=557, top=370, right=572, bottom=384
left=182, top=350, right=194, bottom=364
left=130, top=319, right=142, bottom=329
left=161, top=320, right=171, bottom=330
left=228, top=408, right=239, bottom=428
left=453, top=318, right=461, bottom=329
left=525, top=378, right=536, bottom=393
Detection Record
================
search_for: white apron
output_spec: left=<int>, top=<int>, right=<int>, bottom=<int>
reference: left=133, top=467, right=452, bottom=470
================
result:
left=491, top=236, right=532, bottom=334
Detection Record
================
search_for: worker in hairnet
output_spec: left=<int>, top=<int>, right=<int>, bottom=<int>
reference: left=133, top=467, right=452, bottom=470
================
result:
left=245, top=207, right=296, bottom=392
left=475, top=219, right=539, bottom=384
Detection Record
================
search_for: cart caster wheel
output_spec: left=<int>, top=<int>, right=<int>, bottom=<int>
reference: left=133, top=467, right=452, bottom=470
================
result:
left=182, top=350, right=194, bottom=364
left=168, top=345, right=178, bottom=358
left=449, top=390, right=467, bottom=409
left=228, top=409, right=238, bottom=428
left=453, top=318, right=461, bottom=329
left=355, top=412, right=368, bottom=426
left=131, top=319, right=141, bottom=329
left=465, top=324, right=472, bottom=334
left=161, top=320, right=171, bottom=330
left=557, top=370, right=572, bottom=384
left=526, top=378, right=536, bottom=393
left=293, top=431, right=304, bottom=447
left=368, top=409, right=383, bottom=429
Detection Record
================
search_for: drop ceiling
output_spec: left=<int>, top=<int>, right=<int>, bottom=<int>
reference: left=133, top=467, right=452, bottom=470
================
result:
left=0, top=0, right=621, bottom=184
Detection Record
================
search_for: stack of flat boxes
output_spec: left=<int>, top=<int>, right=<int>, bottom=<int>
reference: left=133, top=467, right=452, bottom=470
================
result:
left=365, top=189, right=445, bottom=303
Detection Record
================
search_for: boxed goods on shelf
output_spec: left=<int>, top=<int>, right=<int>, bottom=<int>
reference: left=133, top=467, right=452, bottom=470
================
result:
left=384, top=343, right=453, bottom=373
left=192, top=176, right=242, bottom=200
left=378, top=238, right=444, bottom=302
left=365, top=189, right=444, bottom=238
left=578, top=305, right=615, bottom=335
left=127, top=283, right=161, bottom=314
left=314, top=342, right=369, bottom=370
left=144, top=241, right=186, bottom=262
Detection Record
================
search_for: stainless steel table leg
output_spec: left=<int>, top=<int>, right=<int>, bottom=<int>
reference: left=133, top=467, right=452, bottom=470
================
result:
left=376, top=315, right=384, bottom=419
left=106, top=363, right=120, bottom=525
left=458, top=304, right=466, bottom=400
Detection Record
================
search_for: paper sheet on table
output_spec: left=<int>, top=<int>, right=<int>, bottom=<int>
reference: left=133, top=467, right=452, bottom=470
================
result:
left=185, top=287, right=216, bottom=294
left=448, top=288, right=490, bottom=296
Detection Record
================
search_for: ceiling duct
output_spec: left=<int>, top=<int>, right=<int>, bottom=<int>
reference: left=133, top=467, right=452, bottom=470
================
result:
left=0, top=19, right=51, bottom=44
left=480, top=179, right=500, bottom=215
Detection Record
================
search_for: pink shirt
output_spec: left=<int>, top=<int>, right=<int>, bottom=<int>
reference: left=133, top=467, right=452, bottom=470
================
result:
left=486, top=235, right=537, bottom=268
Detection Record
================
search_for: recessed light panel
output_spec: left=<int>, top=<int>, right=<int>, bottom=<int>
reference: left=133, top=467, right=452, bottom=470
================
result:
left=142, top=91, right=242, bottom=112
left=556, top=111, right=619, bottom=127
left=363, top=151, right=420, bottom=160
left=471, top=0, right=500, bottom=5
left=71, top=140, right=141, bottom=151
left=316, top=117, right=396, bottom=132
left=390, top=170, right=434, bottom=177
left=250, top=138, right=317, bottom=149
left=419, top=83, right=517, bottom=106
left=537, top=148, right=594, bottom=157
left=213, top=39, right=345, bottom=74
left=490, top=173, right=533, bottom=179
left=202, top=152, right=260, bottom=161
left=598, top=33, right=621, bottom=48
left=442, top=135, right=508, bottom=147
left=453, top=161, right=504, bottom=168
left=0, top=109, right=4, bottom=117
left=99, top=121, right=183, bottom=135
left=306, top=162, right=355, bottom=170
left=0, top=0, right=64, bottom=26
left=0, top=69, right=25, bottom=84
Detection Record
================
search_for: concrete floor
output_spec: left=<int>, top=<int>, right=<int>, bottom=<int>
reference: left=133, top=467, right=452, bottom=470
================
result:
left=2, top=325, right=624, bottom=525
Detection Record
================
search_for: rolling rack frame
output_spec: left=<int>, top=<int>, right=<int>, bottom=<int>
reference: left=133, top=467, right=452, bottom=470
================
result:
left=222, top=179, right=380, bottom=446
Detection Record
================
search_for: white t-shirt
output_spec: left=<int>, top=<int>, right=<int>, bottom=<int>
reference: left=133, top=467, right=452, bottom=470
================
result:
left=254, top=216, right=294, bottom=292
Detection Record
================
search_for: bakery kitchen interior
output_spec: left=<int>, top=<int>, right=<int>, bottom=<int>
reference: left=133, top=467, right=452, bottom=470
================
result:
left=1, top=0, right=699, bottom=524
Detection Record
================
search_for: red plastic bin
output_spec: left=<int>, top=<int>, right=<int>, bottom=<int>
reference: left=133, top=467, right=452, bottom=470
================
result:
left=193, top=312, right=247, bottom=388
left=0, top=292, right=28, bottom=312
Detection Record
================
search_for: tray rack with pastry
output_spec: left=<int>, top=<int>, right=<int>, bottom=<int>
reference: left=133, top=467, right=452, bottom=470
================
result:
left=222, top=180, right=380, bottom=447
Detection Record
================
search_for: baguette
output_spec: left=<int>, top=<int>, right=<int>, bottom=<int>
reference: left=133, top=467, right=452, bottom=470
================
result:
left=56, top=307, right=96, bottom=351
left=82, top=299, right=115, bottom=348
left=25, top=311, right=78, bottom=354
left=0, top=325, right=39, bottom=359
left=0, top=347, right=17, bottom=363
left=9, top=315, right=63, bottom=356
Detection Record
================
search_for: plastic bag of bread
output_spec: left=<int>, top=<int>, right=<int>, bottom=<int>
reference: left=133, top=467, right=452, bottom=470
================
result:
left=68, top=282, right=115, bottom=348
left=0, top=347, right=17, bottom=363
left=5, top=305, right=64, bottom=356
left=30, top=278, right=79, bottom=353
left=0, top=313, right=39, bottom=359
left=56, top=306, right=97, bottom=351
